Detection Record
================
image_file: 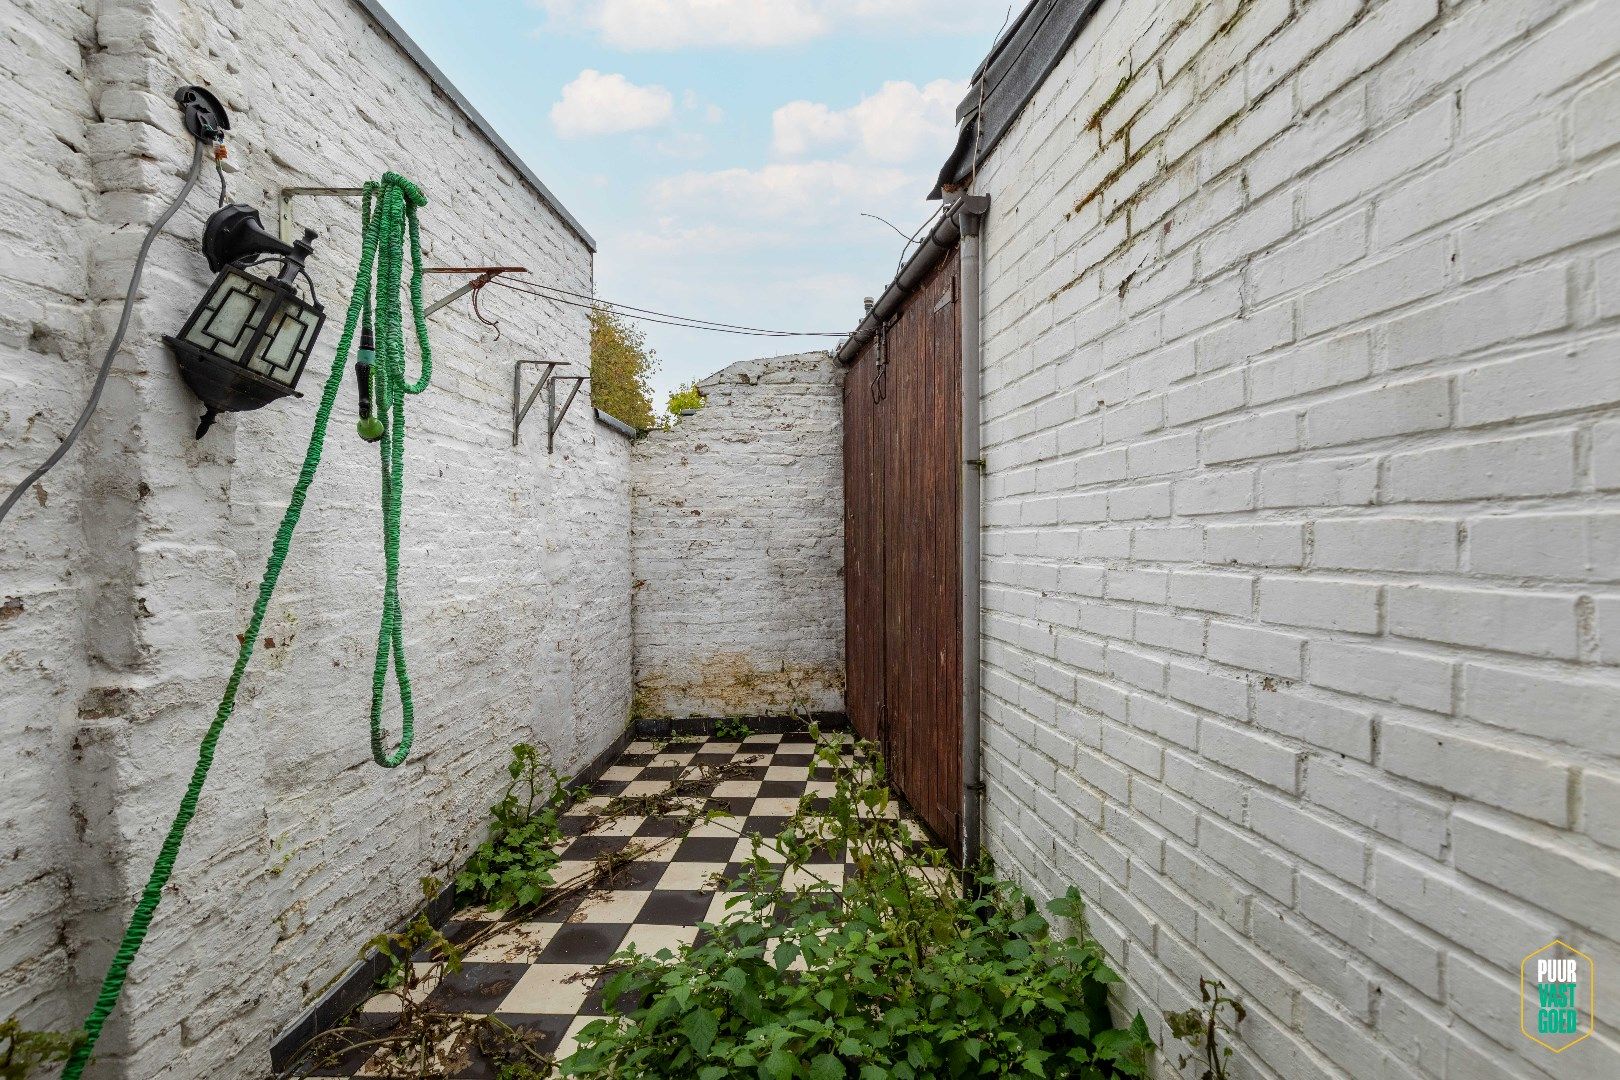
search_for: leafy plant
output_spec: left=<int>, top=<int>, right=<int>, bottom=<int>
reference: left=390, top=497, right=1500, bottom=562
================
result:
left=560, top=728, right=1155, bottom=1079
left=663, top=381, right=704, bottom=424
left=1166, top=978, right=1246, bottom=1080
left=1, top=1018, right=84, bottom=1079
left=367, top=877, right=463, bottom=994
left=713, top=716, right=754, bottom=741
left=456, top=743, right=568, bottom=909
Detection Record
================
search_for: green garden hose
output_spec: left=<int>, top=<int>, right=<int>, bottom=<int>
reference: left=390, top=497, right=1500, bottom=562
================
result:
left=63, top=172, right=432, bottom=1077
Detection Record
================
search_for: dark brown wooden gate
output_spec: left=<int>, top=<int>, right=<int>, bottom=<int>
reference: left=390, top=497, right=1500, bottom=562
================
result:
left=843, top=248, right=962, bottom=859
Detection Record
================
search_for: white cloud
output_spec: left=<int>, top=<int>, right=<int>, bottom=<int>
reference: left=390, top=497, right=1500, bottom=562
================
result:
left=772, top=79, right=966, bottom=163
left=651, top=160, right=914, bottom=223
left=549, top=69, right=675, bottom=138
left=534, top=0, right=997, bottom=50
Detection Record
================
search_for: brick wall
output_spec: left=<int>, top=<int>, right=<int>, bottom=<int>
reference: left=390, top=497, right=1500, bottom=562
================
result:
left=972, top=1, right=1620, bottom=1076
left=0, top=1, right=629, bottom=1074
left=631, top=352, right=846, bottom=721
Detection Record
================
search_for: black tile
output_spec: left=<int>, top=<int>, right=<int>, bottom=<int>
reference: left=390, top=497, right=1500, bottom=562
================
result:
left=598, top=858, right=667, bottom=890
left=690, top=752, right=734, bottom=767
left=560, top=834, right=632, bottom=860
left=728, top=764, right=769, bottom=781
left=636, top=765, right=683, bottom=780
left=634, top=889, right=714, bottom=925
left=292, top=1013, right=400, bottom=1075
left=778, top=732, right=815, bottom=745
left=633, top=816, right=690, bottom=837
left=590, top=779, right=629, bottom=796
left=742, top=816, right=792, bottom=838
left=706, top=795, right=754, bottom=817
left=459, top=1012, right=574, bottom=1072
left=581, top=966, right=648, bottom=1016
left=772, top=753, right=814, bottom=768
left=558, top=814, right=596, bottom=837
left=673, top=836, right=738, bottom=862
left=758, top=780, right=807, bottom=799
left=424, top=962, right=529, bottom=1013
left=537, top=922, right=630, bottom=965
left=616, top=753, right=653, bottom=767
left=531, top=890, right=586, bottom=923
left=805, top=840, right=847, bottom=865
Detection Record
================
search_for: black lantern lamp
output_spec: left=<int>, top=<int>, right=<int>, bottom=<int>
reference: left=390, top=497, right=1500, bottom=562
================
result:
left=167, top=203, right=326, bottom=438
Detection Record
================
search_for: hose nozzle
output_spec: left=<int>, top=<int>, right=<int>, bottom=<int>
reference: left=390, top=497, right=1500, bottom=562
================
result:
left=355, top=329, right=384, bottom=442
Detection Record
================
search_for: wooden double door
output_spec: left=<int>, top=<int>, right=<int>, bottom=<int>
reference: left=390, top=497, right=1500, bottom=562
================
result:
left=842, top=248, right=963, bottom=860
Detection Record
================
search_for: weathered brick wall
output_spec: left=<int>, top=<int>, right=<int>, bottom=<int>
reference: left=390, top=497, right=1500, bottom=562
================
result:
left=973, top=1, right=1620, bottom=1076
left=631, top=352, right=846, bottom=720
left=0, top=1, right=630, bottom=1074
left=0, top=0, right=103, bottom=1044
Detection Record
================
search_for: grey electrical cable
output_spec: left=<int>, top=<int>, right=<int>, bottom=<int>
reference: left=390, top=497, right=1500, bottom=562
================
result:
left=0, top=138, right=208, bottom=530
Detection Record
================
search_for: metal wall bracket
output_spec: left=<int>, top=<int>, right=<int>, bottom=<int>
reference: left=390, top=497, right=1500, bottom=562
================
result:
left=276, top=187, right=524, bottom=316
left=546, top=376, right=588, bottom=455
left=513, top=363, right=589, bottom=453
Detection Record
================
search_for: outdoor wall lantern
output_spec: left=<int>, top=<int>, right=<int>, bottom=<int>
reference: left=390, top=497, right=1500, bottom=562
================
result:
left=167, top=203, right=326, bottom=438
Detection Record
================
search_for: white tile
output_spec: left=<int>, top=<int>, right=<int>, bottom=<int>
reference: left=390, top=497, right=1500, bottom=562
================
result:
left=600, top=765, right=642, bottom=781
left=501, top=964, right=592, bottom=1014
left=621, top=922, right=699, bottom=958
left=750, top=797, right=805, bottom=817
left=358, top=964, right=439, bottom=1013
left=711, top=779, right=762, bottom=798
left=556, top=1013, right=602, bottom=1058
left=585, top=815, right=646, bottom=837
left=705, top=891, right=753, bottom=922
left=764, top=765, right=810, bottom=781
left=461, top=921, right=559, bottom=963
left=686, top=816, right=745, bottom=838
left=657, top=862, right=729, bottom=891
left=732, top=837, right=787, bottom=864
left=571, top=889, right=653, bottom=924
left=622, top=779, right=670, bottom=795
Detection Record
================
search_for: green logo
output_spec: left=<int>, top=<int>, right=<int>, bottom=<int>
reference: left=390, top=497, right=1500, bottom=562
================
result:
left=1521, top=941, right=1594, bottom=1053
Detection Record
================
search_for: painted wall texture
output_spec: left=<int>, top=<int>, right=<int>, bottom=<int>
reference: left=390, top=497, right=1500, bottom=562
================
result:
left=631, top=352, right=846, bottom=721
left=970, top=0, right=1620, bottom=1077
left=0, top=0, right=630, bottom=1075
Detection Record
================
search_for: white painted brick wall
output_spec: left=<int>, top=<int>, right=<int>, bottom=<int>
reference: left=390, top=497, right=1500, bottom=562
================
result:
left=0, top=1, right=630, bottom=1074
left=974, top=0, right=1620, bottom=1076
left=630, top=352, right=845, bottom=720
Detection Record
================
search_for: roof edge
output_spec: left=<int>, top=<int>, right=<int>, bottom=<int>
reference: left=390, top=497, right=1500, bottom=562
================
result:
left=835, top=196, right=989, bottom=366
left=352, top=0, right=597, bottom=252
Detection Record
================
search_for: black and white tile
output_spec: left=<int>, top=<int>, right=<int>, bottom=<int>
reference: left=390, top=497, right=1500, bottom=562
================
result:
left=322, top=731, right=860, bottom=1077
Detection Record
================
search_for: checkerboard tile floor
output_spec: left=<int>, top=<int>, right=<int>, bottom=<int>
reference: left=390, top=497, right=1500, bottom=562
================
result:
left=318, top=731, right=862, bottom=1078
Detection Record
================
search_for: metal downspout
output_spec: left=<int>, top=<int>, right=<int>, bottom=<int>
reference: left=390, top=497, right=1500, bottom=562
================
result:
left=956, top=195, right=987, bottom=869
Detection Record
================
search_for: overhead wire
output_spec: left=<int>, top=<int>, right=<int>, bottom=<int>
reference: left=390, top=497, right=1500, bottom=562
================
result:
left=489, top=277, right=846, bottom=338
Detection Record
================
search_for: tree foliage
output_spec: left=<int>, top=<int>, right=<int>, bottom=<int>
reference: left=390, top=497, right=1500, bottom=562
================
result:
left=590, top=305, right=657, bottom=431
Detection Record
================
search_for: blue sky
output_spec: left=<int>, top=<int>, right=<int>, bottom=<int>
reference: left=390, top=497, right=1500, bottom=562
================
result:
left=380, top=0, right=1007, bottom=413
